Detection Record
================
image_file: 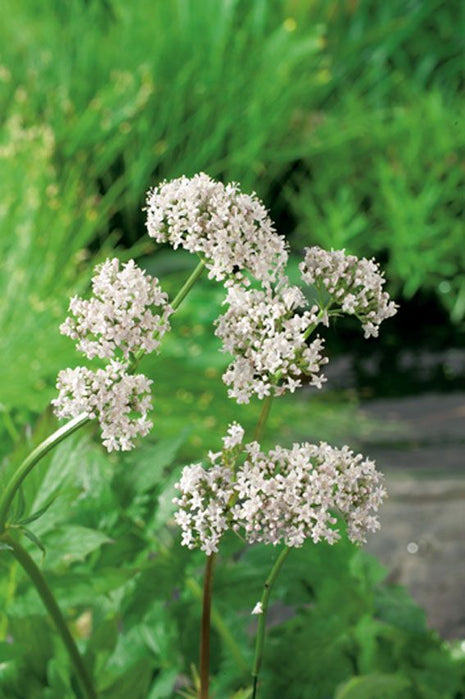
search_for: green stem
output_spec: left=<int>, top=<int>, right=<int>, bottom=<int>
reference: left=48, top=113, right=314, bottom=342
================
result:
left=199, top=552, right=216, bottom=699
left=251, top=547, right=291, bottom=699
left=0, top=413, right=89, bottom=533
left=253, top=395, right=274, bottom=442
left=132, top=258, right=206, bottom=369
left=1, top=532, right=97, bottom=699
left=171, top=258, right=206, bottom=311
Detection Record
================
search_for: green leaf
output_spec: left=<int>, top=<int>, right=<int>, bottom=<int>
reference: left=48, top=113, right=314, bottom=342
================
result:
left=0, top=641, right=19, bottom=662
left=22, top=527, right=46, bottom=557
left=124, top=431, right=188, bottom=495
left=18, top=495, right=58, bottom=526
left=375, top=586, right=427, bottom=634
left=42, top=525, right=112, bottom=568
left=152, top=466, right=184, bottom=529
left=335, top=673, right=412, bottom=699
left=147, top=667, right=179, bottom=699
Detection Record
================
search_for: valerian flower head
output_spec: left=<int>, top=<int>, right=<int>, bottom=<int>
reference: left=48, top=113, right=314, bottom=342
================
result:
left=145, top=173, right=288, bottom=285
left=231, top=441, right=386, bottom=546
left=52, top=361, right=153, bottom=452
left=299, top=246, right=397, bottom=338
left=214, top=280, right=328, bottom=404
left=60, top=258, right=172, bottom=360
left=173, top=424, right=385, bottom=553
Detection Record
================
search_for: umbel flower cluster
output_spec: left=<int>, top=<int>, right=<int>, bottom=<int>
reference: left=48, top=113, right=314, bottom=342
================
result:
left=60, top=258, right=172, bottom=360
left=53, top=259, right=172, bottom=451
left=215, top=281, right=327, bottom=403
left=173, top=424, right=386, bottom=555
left=53, top=362, right=153, bottom=452
left=145, top=172, right=288, bottom=284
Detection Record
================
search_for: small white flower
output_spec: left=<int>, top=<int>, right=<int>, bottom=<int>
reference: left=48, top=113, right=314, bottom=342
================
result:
left=222, top=422, right=245, bottom=450
left=251, top=602, right=263, bottom=615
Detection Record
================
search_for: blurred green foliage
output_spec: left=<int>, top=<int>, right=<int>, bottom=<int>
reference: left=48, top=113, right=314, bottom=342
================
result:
left=1, top=0, right=464, bottom=696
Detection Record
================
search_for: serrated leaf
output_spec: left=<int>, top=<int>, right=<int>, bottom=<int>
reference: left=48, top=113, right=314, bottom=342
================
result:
left=335, top=672, right=411, bottom=699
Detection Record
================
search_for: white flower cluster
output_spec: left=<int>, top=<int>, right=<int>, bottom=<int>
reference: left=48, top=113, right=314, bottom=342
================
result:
left=232, top=440, right=385, bottom=546
left=214, top=281, right=328, bottom=403
left=53, top=258, right=170, bottom=451
left=52, top=361, right=153, bottom=452
left=300, top=246, right=397, bottom=338
left=173, top=424, right=385, bottom=553
left=145, top=173, right=288, bottom=284
left=60, top=258, right=172, bottom=360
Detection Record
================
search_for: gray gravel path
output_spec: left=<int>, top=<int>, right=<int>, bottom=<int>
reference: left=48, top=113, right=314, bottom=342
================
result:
left=359, top=392, right=465, bottom=639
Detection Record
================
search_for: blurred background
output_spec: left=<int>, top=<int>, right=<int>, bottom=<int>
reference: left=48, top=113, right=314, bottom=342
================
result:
left=1, top=1, right=464, bottom=697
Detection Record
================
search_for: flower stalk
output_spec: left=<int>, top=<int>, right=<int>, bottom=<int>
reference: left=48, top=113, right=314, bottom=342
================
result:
left=1, top=531, right=98, bottom=699
left=200, top=552, right=216, bottom=699
left=253, top=394, right=274, bottom=443
left=251, top=546, right=291, bottom=699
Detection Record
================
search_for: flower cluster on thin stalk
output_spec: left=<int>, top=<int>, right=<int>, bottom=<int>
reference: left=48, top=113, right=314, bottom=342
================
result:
left=173, top=423, right=386, bottom=555
left=53, top=258, right=172, bottom=451
left=60, top=258, right=172, bottom=360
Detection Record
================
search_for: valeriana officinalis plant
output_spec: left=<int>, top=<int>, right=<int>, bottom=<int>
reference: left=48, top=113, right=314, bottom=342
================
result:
left=0, top=173, right=396, bottom=699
